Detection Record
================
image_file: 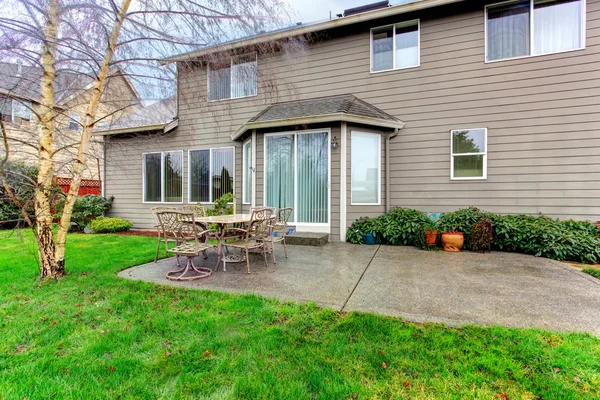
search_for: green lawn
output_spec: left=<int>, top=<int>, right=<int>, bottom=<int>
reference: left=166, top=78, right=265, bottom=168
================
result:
left=1, top=231, right=599, bottom=399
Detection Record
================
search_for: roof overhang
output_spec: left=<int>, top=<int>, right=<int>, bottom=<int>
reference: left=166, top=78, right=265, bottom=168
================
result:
left=93, top=119, right=178, bottom=137
left=232, top=113, right=405, bottom=141
left=163, top=0, right=463, bottom=64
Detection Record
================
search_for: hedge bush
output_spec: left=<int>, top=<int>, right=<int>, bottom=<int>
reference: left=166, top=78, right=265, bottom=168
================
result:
left=54, top=195, right=113, bottom=229
left=91, top=217, right=133, bottom=233
left=347, top=207, right=600, bottom=264
left=0, top=163, right=39, bottom=229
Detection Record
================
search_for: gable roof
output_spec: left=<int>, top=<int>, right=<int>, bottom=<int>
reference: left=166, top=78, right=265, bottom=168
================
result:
left=94, top=97, right=177, bottom=136
left=232, top=94, right=404, bottom=140
left=164, top=0, right=463, bottom=63
left=0, top=62, right=140, bottom=106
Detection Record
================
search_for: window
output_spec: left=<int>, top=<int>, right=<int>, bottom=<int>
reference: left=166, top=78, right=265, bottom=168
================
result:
left=351, top=131, right=380, bottom=204
left=143, top=151, right=183, bottom=203
left=69, top=113, right=80, bottom=131
left=450, top=128, right=487, bottom=180
left=188, top=147, right=234, bottom=203
left=371, top=20, right=419, bottom=72
left=486, top=0, right=584, bottom=62
left=208, top=53, right=257, bottom=101
left=1, top=98, right=31, bottom=126
left=242, top=139, right=252, bottom=204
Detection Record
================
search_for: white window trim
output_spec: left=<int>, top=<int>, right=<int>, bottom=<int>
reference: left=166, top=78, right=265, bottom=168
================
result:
left=5, top=98, right=32, bottom=124
left=187, top=146, right=236, bottom=204
left=350, top=131, right=382, bottom=206
left=450, top=128, right=488, bottom=181
left=484, top=0, right=586, bottom=63
left=370, top=19, right=420, bottom=74
left=207, top=52, right=258, bottom=102
left=263, top=128, right=331, bottom=230
left=142, top=150, right=184, bottom=204
left=242, top=138, right=252, bottom=205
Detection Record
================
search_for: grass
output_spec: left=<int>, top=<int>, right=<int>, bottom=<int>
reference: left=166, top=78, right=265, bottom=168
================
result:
left=1, top=230, right=599, bottom=399
left=582, top=268, right=600, bottom=280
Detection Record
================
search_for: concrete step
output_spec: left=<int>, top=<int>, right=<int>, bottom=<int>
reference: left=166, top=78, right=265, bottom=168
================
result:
left=285, top=232, right=329, bottom=246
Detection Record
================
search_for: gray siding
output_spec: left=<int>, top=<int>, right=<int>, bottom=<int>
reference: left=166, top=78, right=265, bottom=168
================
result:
left=106, top=0, right=600, bottom=233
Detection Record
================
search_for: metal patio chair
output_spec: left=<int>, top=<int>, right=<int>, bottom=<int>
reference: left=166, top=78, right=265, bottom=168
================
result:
left=265, top=207, right=293, bottom=263
left=151, top=206, right=178, bottom=262
left=220, top=208, right=271, bottom=273
left=155, top=210, right=213, bottom=281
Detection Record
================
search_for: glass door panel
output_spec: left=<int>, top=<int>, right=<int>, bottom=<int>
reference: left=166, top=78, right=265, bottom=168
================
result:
left=297, top=132, right=328, bottom=223
left=265, top=134, right=295, bottom=220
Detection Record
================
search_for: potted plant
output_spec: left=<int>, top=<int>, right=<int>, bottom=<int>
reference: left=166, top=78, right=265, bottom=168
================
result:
left=424, top=220, right=439, bottom=246
left=441, top=229, right=464, bottom=252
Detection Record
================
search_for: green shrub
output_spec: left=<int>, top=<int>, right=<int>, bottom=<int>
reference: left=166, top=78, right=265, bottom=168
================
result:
left=0, top=162, right=39, bottom=229
left=54, top=195, right=113, bottom=229
left=91, top=217, right=133, bottom=233
left=413, top=225, right=430, bottom=250
left=347, top=206, right=600, bottom=263
left=493, top=215, right=600, bottom=264
left=347, top=217, right=380, bottom=244
left=438, top=207, right=496, bottom=250
left=206, top=193, right=234, bottom=216
left=347, top=208, right=431, bottom=245
left=471, top=218, right=493, bottom=253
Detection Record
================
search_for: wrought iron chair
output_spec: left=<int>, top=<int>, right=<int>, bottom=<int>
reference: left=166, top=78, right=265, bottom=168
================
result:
left=221, top=208, right=271, bottom=273
left=183, top=204, right=212, bottom=258
left=265, top=207, right=293, bottom=263
left=151, top=206, right=178, bottom=262
left=155, top=210, right=213, bottom=281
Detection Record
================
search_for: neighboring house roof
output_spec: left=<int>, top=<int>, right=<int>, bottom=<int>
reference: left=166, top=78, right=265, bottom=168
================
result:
left=164, top=0, right=463, bottom=63
left=232, top=94, right=404, bottom=140
left=94, top=97, right=177, bottom=136
left=0, top=62, right=140, bottom=106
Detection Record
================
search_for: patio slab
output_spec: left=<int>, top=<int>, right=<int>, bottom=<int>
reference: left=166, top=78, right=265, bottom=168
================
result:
left=119, top=243, right=600, bottom=334
left=119, top=242, right=376, bottom=309
left=344, top=246, right=600, bottom=334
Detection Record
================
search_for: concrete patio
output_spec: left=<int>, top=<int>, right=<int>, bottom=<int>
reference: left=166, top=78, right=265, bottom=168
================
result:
left=119, top=242, right=600, bottom=335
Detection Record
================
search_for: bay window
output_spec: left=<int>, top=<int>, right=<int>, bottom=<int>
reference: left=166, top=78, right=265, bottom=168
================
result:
left=208, top=53, right=257, bottom=101
left=351, top=131, right=381, bottom=204
left=242, top=139, right=252, bottom=204
left=143, top=151, right=183, bottom=203
left=450, top=129, right=487, bottom=180
left=486, top=0, right=585, bottom=62
left=189, top=147, right=234, bottom=203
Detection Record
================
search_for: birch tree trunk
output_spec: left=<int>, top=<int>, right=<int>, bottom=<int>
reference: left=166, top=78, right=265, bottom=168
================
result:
left=36, top=0, right=60, bottom=278
left=54, top=0, right=132, bottom=269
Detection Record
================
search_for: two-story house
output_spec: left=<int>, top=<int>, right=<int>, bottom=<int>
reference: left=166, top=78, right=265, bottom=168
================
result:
left=0, top=62, right=141, bottom=192
left=101, top=0, right=599, bottom=242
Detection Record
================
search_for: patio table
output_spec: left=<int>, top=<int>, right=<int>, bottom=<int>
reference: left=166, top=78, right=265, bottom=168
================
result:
left=195, top=214, right=253, bottom=270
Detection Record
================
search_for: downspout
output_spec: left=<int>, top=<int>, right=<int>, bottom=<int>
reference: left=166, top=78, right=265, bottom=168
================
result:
left=385, top=128, right=400, bottom=213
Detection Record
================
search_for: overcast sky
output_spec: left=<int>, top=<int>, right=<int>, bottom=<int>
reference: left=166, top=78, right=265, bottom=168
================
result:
left=290, top=0, right=413, bottom=24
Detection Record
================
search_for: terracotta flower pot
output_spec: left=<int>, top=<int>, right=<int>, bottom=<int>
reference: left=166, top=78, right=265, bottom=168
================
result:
left=442, top=232, right=464, bottom=252
left=425, top=230, right=438, bottom=245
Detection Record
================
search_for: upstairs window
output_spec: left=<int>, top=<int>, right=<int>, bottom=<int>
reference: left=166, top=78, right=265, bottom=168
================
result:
left=1, top=98, right=32, bottom=126
left=451, top=128, right=487, bottom=180
left=371, top=20, right=419, bottom=72
left=208, top=53, right=257, bottom=101
left=486, top=0, right=585, bottom=62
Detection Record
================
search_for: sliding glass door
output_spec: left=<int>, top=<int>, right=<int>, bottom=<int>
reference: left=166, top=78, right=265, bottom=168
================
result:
left=265, top=130, right=330, bottom=227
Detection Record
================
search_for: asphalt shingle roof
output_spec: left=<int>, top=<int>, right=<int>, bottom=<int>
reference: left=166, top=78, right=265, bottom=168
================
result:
left=95, top=97, right=176, bottom=132
left=248, top=94, right=399, bottom=123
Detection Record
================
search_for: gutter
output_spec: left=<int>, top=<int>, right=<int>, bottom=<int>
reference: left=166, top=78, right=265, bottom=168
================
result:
left=93, top=119, right=178, bottom=136
left=385, top=128, right=400, bottom=212
left=162, top=0, right=464, bottom=64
